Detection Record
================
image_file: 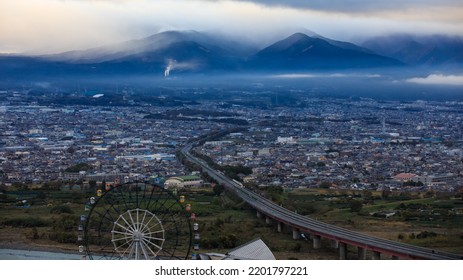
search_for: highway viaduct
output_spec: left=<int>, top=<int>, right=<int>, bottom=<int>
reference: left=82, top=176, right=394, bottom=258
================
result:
left=181, top=142, right=463, bottom=260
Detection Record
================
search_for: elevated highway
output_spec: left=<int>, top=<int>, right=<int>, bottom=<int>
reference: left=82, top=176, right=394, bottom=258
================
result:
left=181, top=142, right=463, bottom=260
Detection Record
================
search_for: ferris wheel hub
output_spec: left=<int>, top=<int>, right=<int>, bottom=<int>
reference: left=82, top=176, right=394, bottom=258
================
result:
left=111, top=208, right=165, bottom=259
left=133, top=231, right=144, bottom=241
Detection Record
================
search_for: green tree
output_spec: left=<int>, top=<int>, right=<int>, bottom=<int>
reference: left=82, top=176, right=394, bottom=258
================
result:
left=89, top=180, right=97, bottom=191
left=213, top=184, right=224, bottom=196
left=350, top=200, right=363, bottom=213
left=319, top=181, right=332, bottom=189
left=381, top=188, right=391, bottom=200
left=65, top=162, right=91, bottom=173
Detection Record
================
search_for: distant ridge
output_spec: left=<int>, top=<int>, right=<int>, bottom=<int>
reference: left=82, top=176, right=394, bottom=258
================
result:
left=247, top=33, right=402, bottom=70
left=362, top=34, right=463, bottom=66
left=1, top=30, right=462, bottom=80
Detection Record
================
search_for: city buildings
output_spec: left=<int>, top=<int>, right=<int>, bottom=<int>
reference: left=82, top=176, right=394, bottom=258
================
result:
left=1, top=90, right=462, bottom=193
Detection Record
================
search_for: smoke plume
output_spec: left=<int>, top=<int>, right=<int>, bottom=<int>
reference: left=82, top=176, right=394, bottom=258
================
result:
left=164, top=59, right=199, bottom=77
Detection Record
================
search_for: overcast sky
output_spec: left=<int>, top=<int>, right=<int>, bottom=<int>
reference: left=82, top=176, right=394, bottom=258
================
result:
left=1, top=0, right=462, bottom=54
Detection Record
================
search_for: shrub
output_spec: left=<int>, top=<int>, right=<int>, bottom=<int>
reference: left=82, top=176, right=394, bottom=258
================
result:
left=2, top=217, right=49, bottom=227
left=50, top=205, right=74, bottom=214
left=349, top=200, right=363, bottom=213
left=48, top=232, right=76, bottom=243
left=416, top=231, right=438, bottom=239
left=29, top=227, right=39, bottom=239
left=292, top=243, right=302, bottom=252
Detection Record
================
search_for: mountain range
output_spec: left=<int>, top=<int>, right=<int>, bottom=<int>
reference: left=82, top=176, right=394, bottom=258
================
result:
left=362, top=34, right=463, bottom=66
left=1, top=30, right=462, bottom=79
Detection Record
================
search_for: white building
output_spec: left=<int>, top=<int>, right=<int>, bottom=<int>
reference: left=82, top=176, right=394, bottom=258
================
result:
left=164, top=175, right=203, bottom=189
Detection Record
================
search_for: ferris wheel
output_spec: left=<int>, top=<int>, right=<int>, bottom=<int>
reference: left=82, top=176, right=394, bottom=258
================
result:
left=81, top=182, right=192, bottom=260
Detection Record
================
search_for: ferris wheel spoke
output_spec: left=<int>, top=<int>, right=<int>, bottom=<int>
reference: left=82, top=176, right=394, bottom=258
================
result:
left=117, top=189, right=132, bottom=213
left=139, top=241, right=150, bottom=260
left=146, top=220, right=162, bottom=230
left=123, top=241, right=136, bottom=259
left=134, top=183, right=139, bottom=209
left=90, top=208, right=117, bottom=226
left=139, top=209, right=148, bottom=230
left=111, top=236, right=132, bottom=242
left=158, top=223, right=178, bottom=234
left=158, top=247, right=176, bottom=258
left=111, top=230, right=135, bottom=236
left=142, top=237, right=164, bottom=249
left=142, top=214, right=158, bottom=230
left=149, top=192, right=171, bottom=213
left=141, top=239, right=159, bottom=258
left=104, top=196, right=124, bottom=216
left=157, top=202, right=179, bottom=222
left=135, top=209, right=140, bottom=232
left=145, top=229, right=164, bottom=235
left=134, top=241, right=140, bottom=260
left=144, top=187, right=158, bottom=211
left=101, top=207, right=120, bottom=225
left=127, top=242, right=136, bottom=259
left=95, top=242, right=119, bottom=259
left=143, top=235, right=165, bottom=242
left=114, top=220, right=135, bottom=233
left=153, top=195, right=172, bottom=213
left=144, top=238, right=164, bottom=244
left=128, top=210, right=138, bottom=231
left=119, top=215, right=136, bottom=232
left=141, top=183, right=149, bottom=202
left=114, top=238, right=133, bottom=250
left=142, top=237, right=163, bottom=250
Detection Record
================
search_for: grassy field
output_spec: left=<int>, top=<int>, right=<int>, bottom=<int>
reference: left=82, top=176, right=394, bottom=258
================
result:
left=0, top=187, right=337, bottom=259
left=1, top=186, right=462, bottom=258
left=282, top=188, right=463, bottom=254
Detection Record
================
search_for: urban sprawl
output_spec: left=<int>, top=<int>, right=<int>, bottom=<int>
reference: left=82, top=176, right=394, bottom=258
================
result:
left=1, top=89, right=462, bottom=193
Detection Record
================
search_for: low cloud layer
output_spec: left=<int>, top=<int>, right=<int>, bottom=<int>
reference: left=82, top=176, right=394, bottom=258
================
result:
left=235, top=0, right=461, bottom=12
left=407, top=74, right=463, bottom=86
left=1, top=0, right=462, bottom=54
left=272, top=73, right=382, bottom=79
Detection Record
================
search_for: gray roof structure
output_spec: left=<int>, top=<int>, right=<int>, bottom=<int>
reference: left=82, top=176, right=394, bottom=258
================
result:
left=199, top=238, right=275, bottom=260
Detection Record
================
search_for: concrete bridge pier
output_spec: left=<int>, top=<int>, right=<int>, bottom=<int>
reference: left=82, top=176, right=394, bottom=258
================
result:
left=357, top=247, right=367, bottom=260
left=256, top=211, right=262, bottom=219
left=330, top=239, right=339, bottom=249
left=292, top=228, right=300, bottom=240
left=339, top=242, right=347, bottom=260
left=313, top=235, right=322, bottom=249
left=372, top=251, right=381, bottom=260
left=277, top=222, right=282, bottom=233
left=265, top=216, right=272, bottom=225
